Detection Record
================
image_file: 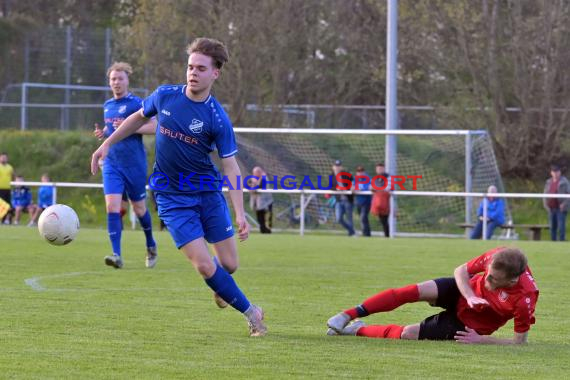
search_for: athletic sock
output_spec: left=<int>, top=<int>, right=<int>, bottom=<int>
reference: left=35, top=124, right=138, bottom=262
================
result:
left=137, top=210, right=156, bottom=248
left=205, top=261, right=251, bottom=313
left=357, top=324, right=404, bottom=339
left=107, top=212, right=122, bottom=256
left=344, top=284, right=420, bottom=319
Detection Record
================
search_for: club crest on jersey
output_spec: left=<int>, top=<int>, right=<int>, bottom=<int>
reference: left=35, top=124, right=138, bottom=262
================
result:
left=499, top=290, right=509, bottom=302
left=118, top=105, right=127, bottom=114
left=189, top=118, right=203, bottom=134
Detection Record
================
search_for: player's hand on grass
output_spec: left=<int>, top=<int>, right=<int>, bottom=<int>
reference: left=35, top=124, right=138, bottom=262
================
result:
left=91, top=144, right=109, bottom=175
left=93, top=123, right=105, bottom=140
left=466, top=296, right=489, bottom=310
left=454, top=327, right=483, bottom=344
left=236, top=216, right=249, bottom=242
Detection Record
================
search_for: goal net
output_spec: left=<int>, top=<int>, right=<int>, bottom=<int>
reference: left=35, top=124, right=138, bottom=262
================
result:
left=231, top=128, right=510, bottom=236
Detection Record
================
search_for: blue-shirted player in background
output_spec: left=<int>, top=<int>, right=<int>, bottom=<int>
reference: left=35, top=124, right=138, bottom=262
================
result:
left=91, top=38, right=267, bottom=336
left=12, top=175, right=35, bottom=225
left=29, top=173, right=54, bottom=226
left=94, top=62, right=158, bottom=269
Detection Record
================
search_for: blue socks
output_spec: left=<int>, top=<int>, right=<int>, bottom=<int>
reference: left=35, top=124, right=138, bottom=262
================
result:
left=205, top=261, right=251, bottom=313
left=137, top=210, right=156, bottom=248
left=107, top=212, right=122, bottom=256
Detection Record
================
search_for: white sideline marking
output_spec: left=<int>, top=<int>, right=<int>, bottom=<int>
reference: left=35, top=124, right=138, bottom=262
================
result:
left=24, top=277, right=46, bottom=291
left=24, top=271, right=97, bottom=291
left=23, top=269, right=186, bottom=292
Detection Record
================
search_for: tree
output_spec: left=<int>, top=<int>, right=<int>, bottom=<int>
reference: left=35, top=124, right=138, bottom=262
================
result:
left=413, top=0, right=570, bottom=177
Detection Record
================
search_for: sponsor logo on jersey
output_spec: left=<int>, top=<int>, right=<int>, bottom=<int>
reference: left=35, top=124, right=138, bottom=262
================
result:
left=499, top=290, right=509, bottom=302
left=189, top=118, right=203, bottom=134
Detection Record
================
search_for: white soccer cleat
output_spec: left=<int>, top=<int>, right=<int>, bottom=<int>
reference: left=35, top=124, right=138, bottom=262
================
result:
left=339, top=320, right=366, bottom=336
left=326, top=328, right=339, bottom=336
left=245, top=304, right=267, bottom=337
left=326, top=320, right=366, bottom=336
left=327, top=312, right=351, bottom=333
left=145, top=246, right=158, bottom=268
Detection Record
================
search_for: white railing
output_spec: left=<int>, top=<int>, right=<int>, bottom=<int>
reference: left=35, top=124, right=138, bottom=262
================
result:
left=0, top=82, right=149, bottom=130
left=9, top=180, right=566, bottom=239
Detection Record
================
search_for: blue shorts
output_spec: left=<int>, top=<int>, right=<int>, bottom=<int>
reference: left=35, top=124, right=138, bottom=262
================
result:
left=155, top=191, right=234, bottom=248
left=102, top=163, right=147, bottom=202
left=13, top=201, right=31, bottom=208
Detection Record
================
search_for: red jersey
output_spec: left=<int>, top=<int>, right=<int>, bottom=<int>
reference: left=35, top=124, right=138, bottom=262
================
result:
left=547, top=180, right=559, bottom=209
left=456, top=248, right=539, bottom=335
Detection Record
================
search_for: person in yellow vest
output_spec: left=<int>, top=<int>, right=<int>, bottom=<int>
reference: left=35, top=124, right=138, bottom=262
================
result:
left=0, top=153, right=15, bottom=224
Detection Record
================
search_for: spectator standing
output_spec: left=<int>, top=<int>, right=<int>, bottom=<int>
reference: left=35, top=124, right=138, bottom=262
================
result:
left=354, top=166, right=372, bottom=237
left=543, top=164, right=570, bottom=241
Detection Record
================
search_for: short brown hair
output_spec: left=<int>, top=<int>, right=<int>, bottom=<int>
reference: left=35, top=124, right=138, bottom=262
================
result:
left=491, top=248, right=528, bottom=279
left=107, top=62, right=133, bottom=78
left=186, top=38, right=229, bottom=69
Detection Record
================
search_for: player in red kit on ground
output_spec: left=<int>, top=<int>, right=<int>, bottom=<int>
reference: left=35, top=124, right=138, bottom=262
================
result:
left=327, top=247, right=538, bottom=344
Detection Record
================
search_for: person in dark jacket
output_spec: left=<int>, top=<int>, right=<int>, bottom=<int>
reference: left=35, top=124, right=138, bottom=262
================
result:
left=543, top=164, right=570, bottom=241
left=331, top=160, right=355, bottom=236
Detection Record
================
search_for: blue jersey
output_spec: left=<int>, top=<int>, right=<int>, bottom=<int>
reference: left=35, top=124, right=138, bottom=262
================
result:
left=142, top=85, right=237, bottom=194
left=38, top=185, right=54, bottom=207
left=477, top=198, right=506, bottom=225
left=354, top=172, right=372, bottom=206
left=12, top=186, right=32, bottom=207
left=103, top=93, right=147, bottom=168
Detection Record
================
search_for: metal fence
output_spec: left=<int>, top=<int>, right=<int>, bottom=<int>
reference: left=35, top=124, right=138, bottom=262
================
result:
left=0, top=26, right=146, bottom=130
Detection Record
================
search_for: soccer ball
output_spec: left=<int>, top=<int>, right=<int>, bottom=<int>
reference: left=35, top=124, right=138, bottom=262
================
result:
left=38, top=204, right=80, bottom=245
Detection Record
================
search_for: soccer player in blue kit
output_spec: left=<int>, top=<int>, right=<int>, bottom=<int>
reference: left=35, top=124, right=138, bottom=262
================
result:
left=94, top=62, right=158, bottom=269
left=90, top=38, right=267, bottom=336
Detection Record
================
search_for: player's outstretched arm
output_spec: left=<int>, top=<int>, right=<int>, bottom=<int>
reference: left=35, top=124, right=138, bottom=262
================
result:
left=91, top=109, right=148, bottom=175
left=455, top=327, right=528, bottom=345
left=454, top=264, right=489, bottom=309
left=135, top=117, right=157, bottom=135
left=221, top=156, right=249, bottom=242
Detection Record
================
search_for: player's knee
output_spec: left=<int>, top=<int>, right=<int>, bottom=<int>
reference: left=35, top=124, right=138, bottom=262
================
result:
left=417, top=280, right=438, bottom=302
left=221, top=260, right=238, bottom=274
left=401, top=325, right=420, bottom=340
left=194, top=260, right=216, bottom=278
left=132, top=204, right=147, bottom=217
left=106, top=204, right=121, bottom=213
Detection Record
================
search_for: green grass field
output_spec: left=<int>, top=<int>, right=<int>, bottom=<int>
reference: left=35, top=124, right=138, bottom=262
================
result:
left=1, top=227, right=569, bottom=379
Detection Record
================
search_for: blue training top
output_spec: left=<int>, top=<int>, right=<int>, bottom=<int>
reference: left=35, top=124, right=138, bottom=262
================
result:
left=142, top=85, right=237, bottom=194
left=38, top=185, right=54, bottom=207
left=103, top=93, right=147, bottom=168
left=477, top=198, right=506, bottom=225
left=12, top=186, right=32, bottom=207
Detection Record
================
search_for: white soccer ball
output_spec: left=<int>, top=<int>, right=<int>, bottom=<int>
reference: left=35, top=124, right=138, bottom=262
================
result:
left=38, top=204, right=80, bottom=245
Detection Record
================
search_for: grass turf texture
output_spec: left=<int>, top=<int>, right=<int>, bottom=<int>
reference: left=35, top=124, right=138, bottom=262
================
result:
left=1, top=228, right=569, bottom=379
